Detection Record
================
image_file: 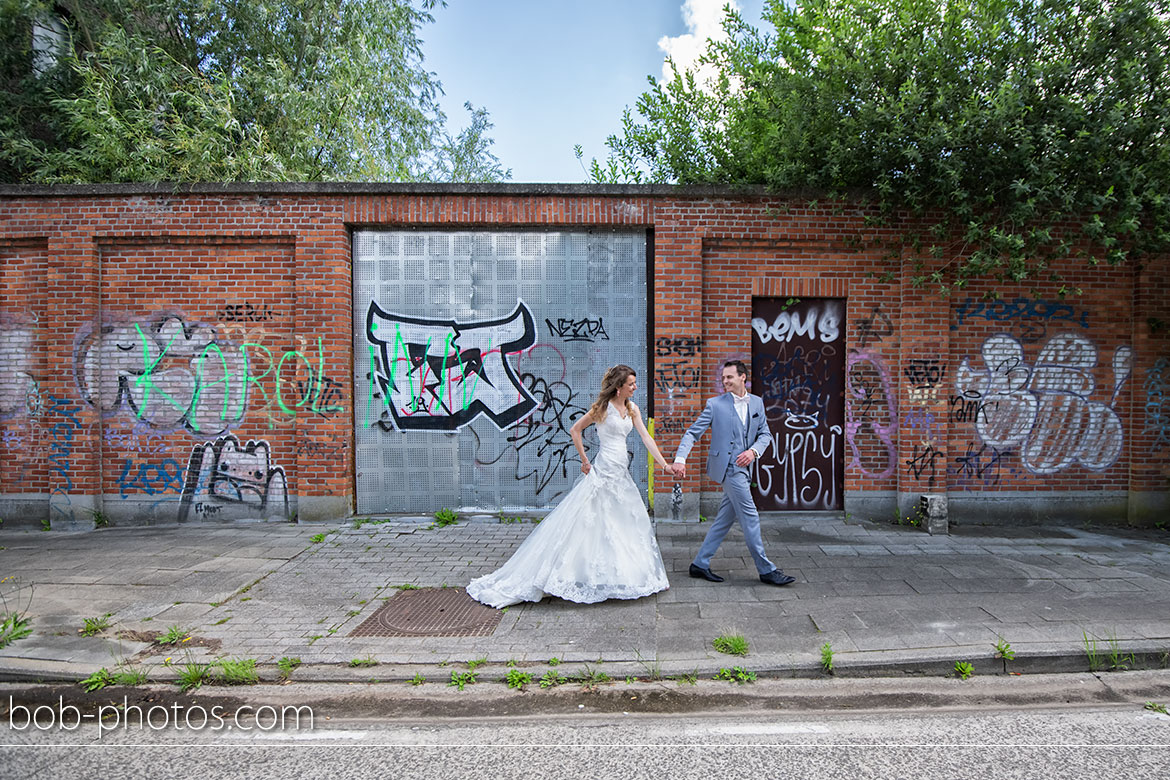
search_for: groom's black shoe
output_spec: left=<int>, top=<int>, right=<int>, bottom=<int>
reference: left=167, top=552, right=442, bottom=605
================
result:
left=759, top=569, right=796, bottom=586
left=689, top=564, right=724, bottom=583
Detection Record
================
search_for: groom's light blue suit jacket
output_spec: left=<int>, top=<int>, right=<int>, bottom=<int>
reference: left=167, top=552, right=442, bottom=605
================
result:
left=675, top=393, right=772, bottom=484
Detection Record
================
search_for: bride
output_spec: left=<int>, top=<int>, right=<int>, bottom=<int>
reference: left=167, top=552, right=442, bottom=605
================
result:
left=467, top=364, right=674, bottom=608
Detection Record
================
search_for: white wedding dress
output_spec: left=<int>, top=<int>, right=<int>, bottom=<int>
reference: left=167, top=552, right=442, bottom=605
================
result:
left=467, top=403, right=670, bottom=608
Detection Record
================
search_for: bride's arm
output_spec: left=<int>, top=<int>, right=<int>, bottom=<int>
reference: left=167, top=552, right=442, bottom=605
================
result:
left=630, top=403, right=672, bottom=474
left=570, top=409, right=597, bottom=474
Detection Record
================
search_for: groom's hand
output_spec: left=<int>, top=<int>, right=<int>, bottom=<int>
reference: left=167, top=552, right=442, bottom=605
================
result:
left=735, top=449, right=757, bottom=468
left=672, top=462, right=686, bottom=478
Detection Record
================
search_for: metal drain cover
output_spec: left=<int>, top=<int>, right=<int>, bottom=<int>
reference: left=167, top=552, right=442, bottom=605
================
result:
left=350, top=588, right=502, bottom=637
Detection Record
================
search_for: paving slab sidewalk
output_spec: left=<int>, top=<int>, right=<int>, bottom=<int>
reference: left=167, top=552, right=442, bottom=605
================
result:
left=2, top=515, right=1169, bottom=683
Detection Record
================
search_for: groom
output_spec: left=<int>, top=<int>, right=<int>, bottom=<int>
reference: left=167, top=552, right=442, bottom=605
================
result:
left=672, top=360, right=795, bottom=586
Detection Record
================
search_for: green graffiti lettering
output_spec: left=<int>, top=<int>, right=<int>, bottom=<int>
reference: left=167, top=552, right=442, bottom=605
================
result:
left=276, top=349, right=314, bottom=415
left=132, top=323, right=187, bottom=418
left=191, top=342, right=231, bottom=433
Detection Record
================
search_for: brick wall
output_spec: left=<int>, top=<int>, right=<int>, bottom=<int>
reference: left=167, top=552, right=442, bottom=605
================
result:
left=1, top=184, right=1165, bottom=528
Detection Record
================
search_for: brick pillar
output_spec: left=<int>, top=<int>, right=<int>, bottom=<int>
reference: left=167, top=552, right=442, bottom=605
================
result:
left=653, top=213, right=704, bottom=521
left=44, top=229, right=102, bottom=530
left=293, top=201, right=354, bottom=522
left=896, top=248, right=950, bottom=525
left=1130, top=256, right=1170, bottom=525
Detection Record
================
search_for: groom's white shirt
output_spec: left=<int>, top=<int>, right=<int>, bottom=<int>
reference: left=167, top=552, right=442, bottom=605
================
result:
left=673, top=391, right=771, bottom=482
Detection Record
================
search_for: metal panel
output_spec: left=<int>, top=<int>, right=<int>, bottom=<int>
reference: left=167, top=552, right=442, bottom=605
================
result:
left=751, top=297, right=846, bottom=510
left=353, top=229, right=648, bottom=514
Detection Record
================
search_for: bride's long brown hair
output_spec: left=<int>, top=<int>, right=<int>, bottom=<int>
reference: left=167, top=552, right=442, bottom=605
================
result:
left=589, top=364, right=635, bottom=424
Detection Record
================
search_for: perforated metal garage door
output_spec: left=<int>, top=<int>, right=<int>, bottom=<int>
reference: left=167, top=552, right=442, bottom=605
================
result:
left=353, top=230, right=648, bottom=514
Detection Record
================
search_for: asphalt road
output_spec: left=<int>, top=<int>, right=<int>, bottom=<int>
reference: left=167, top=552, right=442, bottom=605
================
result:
left=4, top=691, right=1169, bottom=778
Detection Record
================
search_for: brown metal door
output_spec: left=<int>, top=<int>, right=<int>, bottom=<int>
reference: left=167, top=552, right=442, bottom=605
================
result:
left=750, top=297, right=846, bottom=510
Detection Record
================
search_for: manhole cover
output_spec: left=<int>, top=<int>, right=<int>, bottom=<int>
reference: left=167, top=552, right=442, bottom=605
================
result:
left=350, top=588, right=502, bottom=637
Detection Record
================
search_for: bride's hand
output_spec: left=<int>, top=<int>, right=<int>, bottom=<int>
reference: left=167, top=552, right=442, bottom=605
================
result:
left=581, top=461, right=591, bottom=475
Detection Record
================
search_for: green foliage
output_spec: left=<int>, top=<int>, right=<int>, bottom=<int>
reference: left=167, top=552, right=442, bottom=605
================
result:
left=1, top=0, right=508, bottom=183
left=539, top=670, right=567, bottom=688
left=1083, top=630, right=1105, bottom=671
left=410, top=673, right=426, bottom=686
left=954, top=660, right=975, bottom=680
left=0, top=578, right=34, bottom=650
left=80, top=613, right=113, bottom=637
left=309, top=533, right=326, bottom=544
left=588, top=0, right=1170, bottom=289
left=714, top=666, right=757, bottom=684
left=712, top=634, right=749, bottom=656
left=155, top=625, right=189, bottom=646
left=994, top=637, right=1015, bottom=672
left=548, top=657, right=561, bottom=666
left=175, top=659, right=212, bottom=692
left=217, top=657, right=259, bottom=685
left=433, top=508, right=459, bottom=527
left=448, top=670, right=478, bottom=690
left=348, top=656, right=378, bottom=668
left=820, top=642, right=835, bottom=675
left=1144, top=701, right=1168, bottom=715
left=82, top=662, right=149, bottom=691
left=505, top=669, right=532, bottom=690
left=277, top=656, right=301, bottom=680
left=467, top=656, right=487, bottom=671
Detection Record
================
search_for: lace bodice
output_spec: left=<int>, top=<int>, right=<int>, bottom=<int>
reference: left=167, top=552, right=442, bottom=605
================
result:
left=593, top=403, right=633, bottom=474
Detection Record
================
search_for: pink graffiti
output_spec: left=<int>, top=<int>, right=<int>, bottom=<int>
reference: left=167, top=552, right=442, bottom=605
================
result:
left=845, top=350, right=898, bottom=480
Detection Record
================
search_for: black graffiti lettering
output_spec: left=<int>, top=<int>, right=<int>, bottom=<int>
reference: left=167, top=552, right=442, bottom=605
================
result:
left=953, top=296, right=1091, bottom=331
left=219, top=303, right=275, bottom=322
left=655, top=359, right=702, bottom=395
left=545, top=317, right=609, bottom=342
left=855, top=307, right=893, bottom=347
left=952, top=442, right=1009, bottom=486
left=906, top=443, right=943, bottom=487
left=655, top=336, right=703, bottom=357
left=904, top=359, right=945, bottom=389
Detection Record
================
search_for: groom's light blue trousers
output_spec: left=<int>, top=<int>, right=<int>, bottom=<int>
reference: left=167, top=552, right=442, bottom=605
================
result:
left=693, top=464, right=776, bottom=575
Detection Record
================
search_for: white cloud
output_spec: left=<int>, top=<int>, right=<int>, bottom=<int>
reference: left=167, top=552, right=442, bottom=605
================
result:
left=658, top=0, right=741, bottom=85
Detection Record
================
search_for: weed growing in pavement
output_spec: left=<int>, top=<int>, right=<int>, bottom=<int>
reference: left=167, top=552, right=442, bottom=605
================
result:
left=217, top=658, right=259, bottom=685
left=432, top=508, right=458, bottom=528
left=467, top=657, right=488, bottom=671
left=348, top=656, right=378, bottom=668
left=410, top=673, right=426, bottom=686
left=352, top=517, right=394, bottom=530
left=714, top=666, right=756, bottom=684
left=1144, top=701, right=1168, bottom=715
left=1105, top=632, right=1136, bottom=671
left=672, top=670, right=699, bottom=686
left=80, top=663, right=149, bottom=692
left=712, top=634, right=749, bottom=656
left=90, top=510, right=109, bottom=529
left=40, top=518, right=50, bottom=531
left=954, top=661, right=974, bottom=680
left=80, top=613, right=113, bottom=637
left=993, top=637, right=1016, bottom=673
left=539, top=671, right=567, bottom=688
left=347, top=610, right=361, bottom=617
left=820, top=642, right=835, bottom=675
left=0, top=578, right=34, bottom=650
left=1082, top=630, right=1105, bottom=672
left=156, top=626, right=190, bottom=650
left=309, top=533, right=326, bottom=543
left=213, top=617, right=231, bottom=626
left=548, top=657, right=561, bottom=666
left=625, top=675, right=638, bottom=684
left=277, top=656, right=301, bottom=680
left=394, top=583, right=420, bottom=591
left=574, top=664, right=611, bottom=689
left=307, top=634, right=323, bottom=645
left=175, top=658, right=213, bottom=692
left=505, top=669, right=533, bottom=690
left=634, top=650, right=664, bottom=681
left=448, top=670, right=477, bottom=690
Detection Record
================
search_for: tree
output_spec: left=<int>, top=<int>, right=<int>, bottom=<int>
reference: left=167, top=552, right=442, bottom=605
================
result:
left=590, top=0, right=1170, bottom=291
left=0, top=0, right=509, bottom=183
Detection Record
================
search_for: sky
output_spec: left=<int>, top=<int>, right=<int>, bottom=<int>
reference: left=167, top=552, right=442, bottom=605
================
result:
left=423, top=0, right=767, bottom=183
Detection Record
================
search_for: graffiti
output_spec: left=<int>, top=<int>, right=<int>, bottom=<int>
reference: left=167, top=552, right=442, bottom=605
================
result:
left=845, top=350, right=897, bottom=479
left=103, top=427, right=174, bottom=456
left=545, top=317, right=609, bottom=342
left=751, top=301, right=842, bottom=345
left=948, top=393, right=996, bottom=425
left=905, top=360, right=945, bottom=389
left=218, top=303, right=275, bottom=322
left=903, top=409, right=941, bottom=444
left=952, top=442, right=1011, bottom=487
left=1145, top=358, right=1170, bottom=450
left=179, top=435, right=288, bottom=521
left=366, top=301, right=538, bottom=431
left=855, top=307, right=893, bottom=347
left=504, top=373, right=590, bottom=495
left=0, top=326, right=43, bottom=419
left=117, top=458, right=186, bottom=499
left=955, top=333, right=1132, bottom=474
left=296, top=441, right=345, bottom=461
left=906, top=443, right=943, bottom=487
left=953, top=297, right=1090, bottom=338
left=76, top=316, right=342, bottom=435
left=755, top=416, right=842, bottom=509
left=654, top=417, right=686, bottom=434
left=656, top=359, right=702, bottom=396
left=757, top=343, right=838, bottom=417
left=46, top=395, right=82, bottom=523
left=655, top=336, right=702, bottom=357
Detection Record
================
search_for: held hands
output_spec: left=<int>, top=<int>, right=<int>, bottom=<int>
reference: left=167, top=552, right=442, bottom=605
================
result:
left=671, top=462, right=686, bottom=478
left=735, top=449, right=757, bottom=468
left=580, top=460, right=591, bottom=475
